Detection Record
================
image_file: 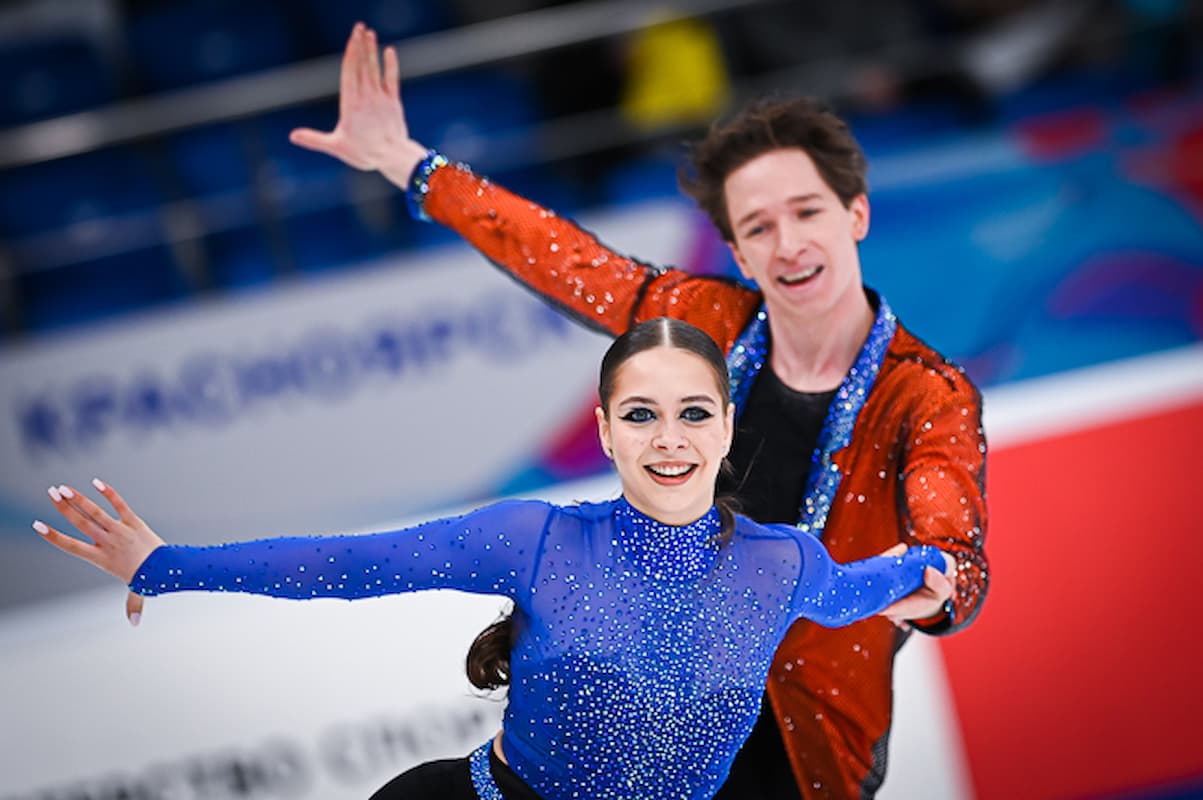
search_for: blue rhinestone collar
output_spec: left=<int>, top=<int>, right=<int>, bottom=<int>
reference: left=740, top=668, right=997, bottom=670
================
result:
left=468, top=740, right=504, bottom=800
left=726, top=292, right=898, bottom=537
left=613, top=498, right=722, bottom=582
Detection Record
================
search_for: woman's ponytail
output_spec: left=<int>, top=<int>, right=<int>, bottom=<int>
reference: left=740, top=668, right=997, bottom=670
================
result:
left=465, top=612, right=516, bottom=690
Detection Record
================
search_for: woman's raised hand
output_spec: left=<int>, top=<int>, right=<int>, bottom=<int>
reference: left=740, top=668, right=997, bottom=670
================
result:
left=34, top=479, right=164, bottom=625
left=289, top=23, right=428, bottom=186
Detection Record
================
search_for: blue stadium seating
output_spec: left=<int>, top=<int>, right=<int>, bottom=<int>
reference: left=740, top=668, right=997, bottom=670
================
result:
left=0, top=34, right=118, bottom=126
left=599, top=153, right=682, bottom=206
left=17, top=245, right=190, bottom=332
left=0, top=149, right=164, bottom=236
left=124, top=0, right=302, bottom=92
left=204, top=225, right=280, bottom=289
left=0, top=147, right=190, bottom=331
left=296, top=0, right=454, bottom=53
left=166, top=122, right=255, bottom=197
left=403, top=70, right=543, bottom=171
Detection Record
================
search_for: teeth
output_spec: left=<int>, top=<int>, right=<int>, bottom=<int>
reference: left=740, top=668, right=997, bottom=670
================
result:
left=648, top=464, right=693, bottom=477
left=780, top=265, right=821, bottom=284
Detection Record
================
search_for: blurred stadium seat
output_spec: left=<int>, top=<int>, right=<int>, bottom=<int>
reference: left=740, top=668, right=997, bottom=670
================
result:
left=16, top=246, right=189, bottom=332
left=403, top=70, right=543, bottom=168
left=201, top=224, right=279, bottom=290
left=296, top=0, right=455, bottom=53
left=124, top=0, right=302, bottom=92
left=599, top=153, right=682, bottom=206
left=166, top=121, right=255, bottom=198
left=0, top=34, right=119, bottom=126
left=0, top=148, right=190, bottom=329
left=0, top=148, right=164, bottom=238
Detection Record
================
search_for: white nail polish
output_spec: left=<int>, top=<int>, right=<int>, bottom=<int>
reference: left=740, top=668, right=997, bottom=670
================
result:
left=32, top=520, right=49, bottom=535
left=48, top=486, right=61, bottom=502
left=92, top=478, right=107, bottom=492
left=128, top=612, right=141, bottom=627
left=59, top=485, right=75, bottom=499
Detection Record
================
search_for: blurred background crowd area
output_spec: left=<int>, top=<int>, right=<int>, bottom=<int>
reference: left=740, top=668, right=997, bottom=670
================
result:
left=0, top=0, right=1198, bottom=341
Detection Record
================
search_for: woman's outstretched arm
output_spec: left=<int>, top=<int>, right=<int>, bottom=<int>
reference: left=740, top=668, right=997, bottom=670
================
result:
left=791, top=534, right=956, bottom=628
left=36, top=480, right=549, bottom=622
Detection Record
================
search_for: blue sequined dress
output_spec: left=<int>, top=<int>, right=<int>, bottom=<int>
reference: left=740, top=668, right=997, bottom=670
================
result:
left=131, top=497, right=946, bottom=800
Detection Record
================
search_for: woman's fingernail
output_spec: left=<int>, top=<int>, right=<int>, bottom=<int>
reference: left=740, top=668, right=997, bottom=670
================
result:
left=59, top=485, right=75, bottom=499
left=92, top=478, right=107, bottom=492
left=128, top=612, right=141, bottom=627
left=32, top=520, right=49, bottom=535
left=48, top=486, right=62, bottom=502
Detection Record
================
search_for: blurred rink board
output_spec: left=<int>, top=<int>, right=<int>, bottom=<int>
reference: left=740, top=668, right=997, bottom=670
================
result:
left=0, top=578, right=509, bottom=798
left=4, top=345, right=1200, bottom=800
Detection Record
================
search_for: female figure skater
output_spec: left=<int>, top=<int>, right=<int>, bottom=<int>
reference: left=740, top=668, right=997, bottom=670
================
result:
left=35, top=318, right=952, bottom=800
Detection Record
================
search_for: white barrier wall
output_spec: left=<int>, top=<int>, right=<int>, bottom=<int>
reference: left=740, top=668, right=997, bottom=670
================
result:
left=0, top=581, right=511, bottom=798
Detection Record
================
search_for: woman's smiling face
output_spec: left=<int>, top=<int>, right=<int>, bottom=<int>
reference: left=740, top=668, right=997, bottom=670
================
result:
left=596, top=345, right=734, bottom=526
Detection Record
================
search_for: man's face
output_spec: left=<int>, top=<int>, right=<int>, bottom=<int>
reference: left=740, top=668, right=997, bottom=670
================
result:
left=724, top=148, right=869, bottom=319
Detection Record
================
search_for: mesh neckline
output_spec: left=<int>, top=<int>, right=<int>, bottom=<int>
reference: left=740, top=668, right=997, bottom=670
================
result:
left=613, top=497, right=722, bottom=583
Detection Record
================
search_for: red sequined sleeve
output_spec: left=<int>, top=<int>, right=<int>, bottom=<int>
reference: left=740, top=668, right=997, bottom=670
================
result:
left=423, top=163, right=761, bottom=348
left=899, top=364, right=989, bottom=634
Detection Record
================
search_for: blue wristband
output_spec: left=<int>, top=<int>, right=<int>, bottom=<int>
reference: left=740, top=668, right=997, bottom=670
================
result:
left=405, top=149, right=450, bottom=222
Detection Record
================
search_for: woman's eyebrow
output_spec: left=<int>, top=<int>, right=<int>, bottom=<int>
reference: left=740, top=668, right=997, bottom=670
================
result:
left=617, top=394, right=719, bottom=406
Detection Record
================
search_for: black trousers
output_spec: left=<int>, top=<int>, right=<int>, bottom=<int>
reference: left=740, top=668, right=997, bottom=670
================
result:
left=712, top=699, right=804, bottom=800
left=370, top=746, right=544, bottom=800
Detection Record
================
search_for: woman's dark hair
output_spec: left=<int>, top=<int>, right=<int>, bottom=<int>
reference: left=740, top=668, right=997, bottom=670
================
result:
left=467, top=318, right=741, bottom=690
left=597, top=316, right=729, bottom=414
left=678, top=95, right=868, bottom=242
left=466, top=609, right=519, bottom=690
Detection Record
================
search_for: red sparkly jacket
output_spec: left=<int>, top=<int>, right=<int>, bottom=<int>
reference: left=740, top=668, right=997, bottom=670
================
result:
left=422, top=162, right=989, bottom=799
